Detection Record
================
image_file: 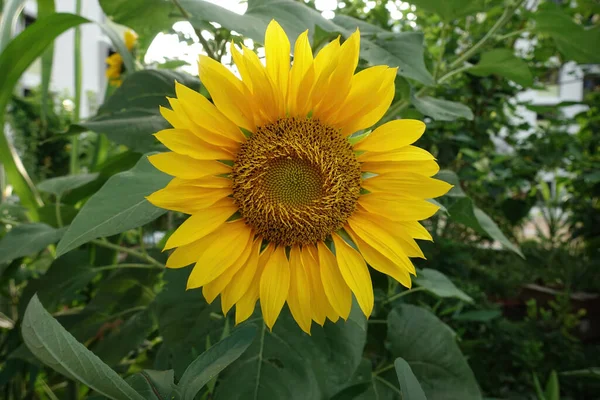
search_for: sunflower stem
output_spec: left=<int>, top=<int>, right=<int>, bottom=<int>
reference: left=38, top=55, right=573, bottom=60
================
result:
left=383, top=286, right=427, bottom=304
left=171, top=0, right=219, bottom=60
left=55, top=195, right=63, bottom=228
left=91, top=239, right=164, bottom=268
left=93, top=263, right=163, bottom=272
left=70, top=0, right=82, bottom=174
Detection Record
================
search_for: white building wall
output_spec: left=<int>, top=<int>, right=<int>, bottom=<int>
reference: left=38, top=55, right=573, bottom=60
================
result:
left=19, top=0, right=107, bottom=118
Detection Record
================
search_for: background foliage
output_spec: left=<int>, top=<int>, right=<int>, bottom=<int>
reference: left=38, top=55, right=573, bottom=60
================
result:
left=0, top=0, right=599, bottom=399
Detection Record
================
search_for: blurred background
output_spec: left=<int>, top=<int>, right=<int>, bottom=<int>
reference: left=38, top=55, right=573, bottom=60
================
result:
left=1, top=0, right=599, bottom=399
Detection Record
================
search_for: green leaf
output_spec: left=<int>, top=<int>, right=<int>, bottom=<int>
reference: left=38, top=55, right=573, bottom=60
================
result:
left=473, top=207, right=524, bottom=258
left=414, top=268, right=473, bottom=302
left=560, top=368, right=600, bottom=379
left=468, top=49, right=533, bottom=87
left=177, top=325, right=257, bottom=400
left=534, top=9, right=600, bottom=64
left=180, top=0, right=433, bottom=85
left=412, top=96, right=474, bottom=121
left=387, top=305, right=482, bottom=400
left=79, top=70, right=200, bottom=153
left=394, top=358, right=427, bottom=400
left=99, top=0, right=177, bottom=49
left=408, top=0, right=485, bottom=21
left=38, top=173, right=100, bottom=197
left=0, top=223, right=66, bottom=264
left=544, top=371, right=560, bottom=400
left=215, top=308, right=366, bottom=400
left=56, top=156, right=170, bottom=256
left=125, top=370, right=175, bottom=400
left=22, top=295, right=144, bottom=400
left=79, top=110, right=166, bottom=153
left=101, top=69, right=200, bottom=113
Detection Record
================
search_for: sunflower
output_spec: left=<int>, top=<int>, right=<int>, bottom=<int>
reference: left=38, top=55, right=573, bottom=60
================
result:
left=106, top=30, right=137, bottom=86
left=147, top=20, right=452, bottom=333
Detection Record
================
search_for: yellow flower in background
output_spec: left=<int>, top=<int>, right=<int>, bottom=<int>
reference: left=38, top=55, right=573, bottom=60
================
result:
left=147, top=20, right=451, bottom=333
left=105, top=30, right=137, bottom=86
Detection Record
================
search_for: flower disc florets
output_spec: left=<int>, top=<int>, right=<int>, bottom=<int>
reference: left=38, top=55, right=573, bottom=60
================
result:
left=232, top=117, right=361, bottom=246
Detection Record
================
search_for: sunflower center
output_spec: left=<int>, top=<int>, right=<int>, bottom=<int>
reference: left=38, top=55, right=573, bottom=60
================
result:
left=232, top=117, right=361, bottom=246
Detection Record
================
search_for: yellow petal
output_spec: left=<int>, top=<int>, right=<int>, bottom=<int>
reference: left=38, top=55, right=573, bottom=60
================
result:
left=260, top=245, right=290, bottom=329
left=288, top=30, right=313, bottom=117
left=198, top=55, right=256, bottom=131
left=328, top=66, right=388, bottom=123
left=166, top=238, right=206, bottom=269
left=354, top=120, right=426, bottom=152
left=332, top=233, right=374, bottom=317
left=154, top=129, right=233, bottom=160
left=362, top=173, right=452, bottom=199
left=173, top=176, right=232, bottom=189
left=347, top=211, right=417, bottom=275
left=174, top=82, right=246, bottom=143
left=221, top=239, right=263, bottom=314
left=315, top=30, right=360, bottom=121
left=287, top=246, right=312, bottom=334
left=164, top=198, right=238, bottom=250
left=345, top=226, right=413, bottom=288
left=202, top=238, right=254, bottom=304
left=265, top=20, right=291, bottom=101
left=232, top=44, right=281, bottom=123
left=396, top=220, right=433, bottom=241
left=147, top=185, right=230, bottom=214
left=235, top=243, right=275, bottom=324
left=124, top=30, right=137, bottom=50
left=299, top=246, right=328, bottom=325
left=186, top=221, right=254, bottom=289
left=147, top=153, right=230, bottom=179
left=339, top=68, right=397, bottom=135
left=316, top=241, right=352, bottom=320
left=358, top=194, right=440, bottom=221
left=361, top=160, right=440, bottom=177
left=358, top=146, right=435, bottom=162
left=160, top=106, right=185, bottom=129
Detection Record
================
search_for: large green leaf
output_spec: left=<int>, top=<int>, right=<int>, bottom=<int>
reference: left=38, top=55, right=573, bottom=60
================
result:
left=412, top=96, right=474, bottom=121
left=408, top=0, right=485, bottom=21
left=0, top=223, right=66, bottom=264
left=215, top=309, right=366, bottom=399
left=38, top=173, right=100, bottom=198
left=468, top=49, right=533, bottom=87
left=79, top=70, right=200, bottom=153
left=176, top=325, right=257, bottom=400
left=79, top=110, right=166, bottom=153
left=180, top=0, right=433, bottom=85
left=22, top=295, right=144, bottom=400
left=534, top=9, right=600, bottom=64
left=99, top=0, right=177, bottom=49
left=55, top=156, right=170, bottom=256
left=387, top=305, right=482, bottom=400
left=414, top=268, right=473, bottom=302
left=394, top=358, right=427, bottom=400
